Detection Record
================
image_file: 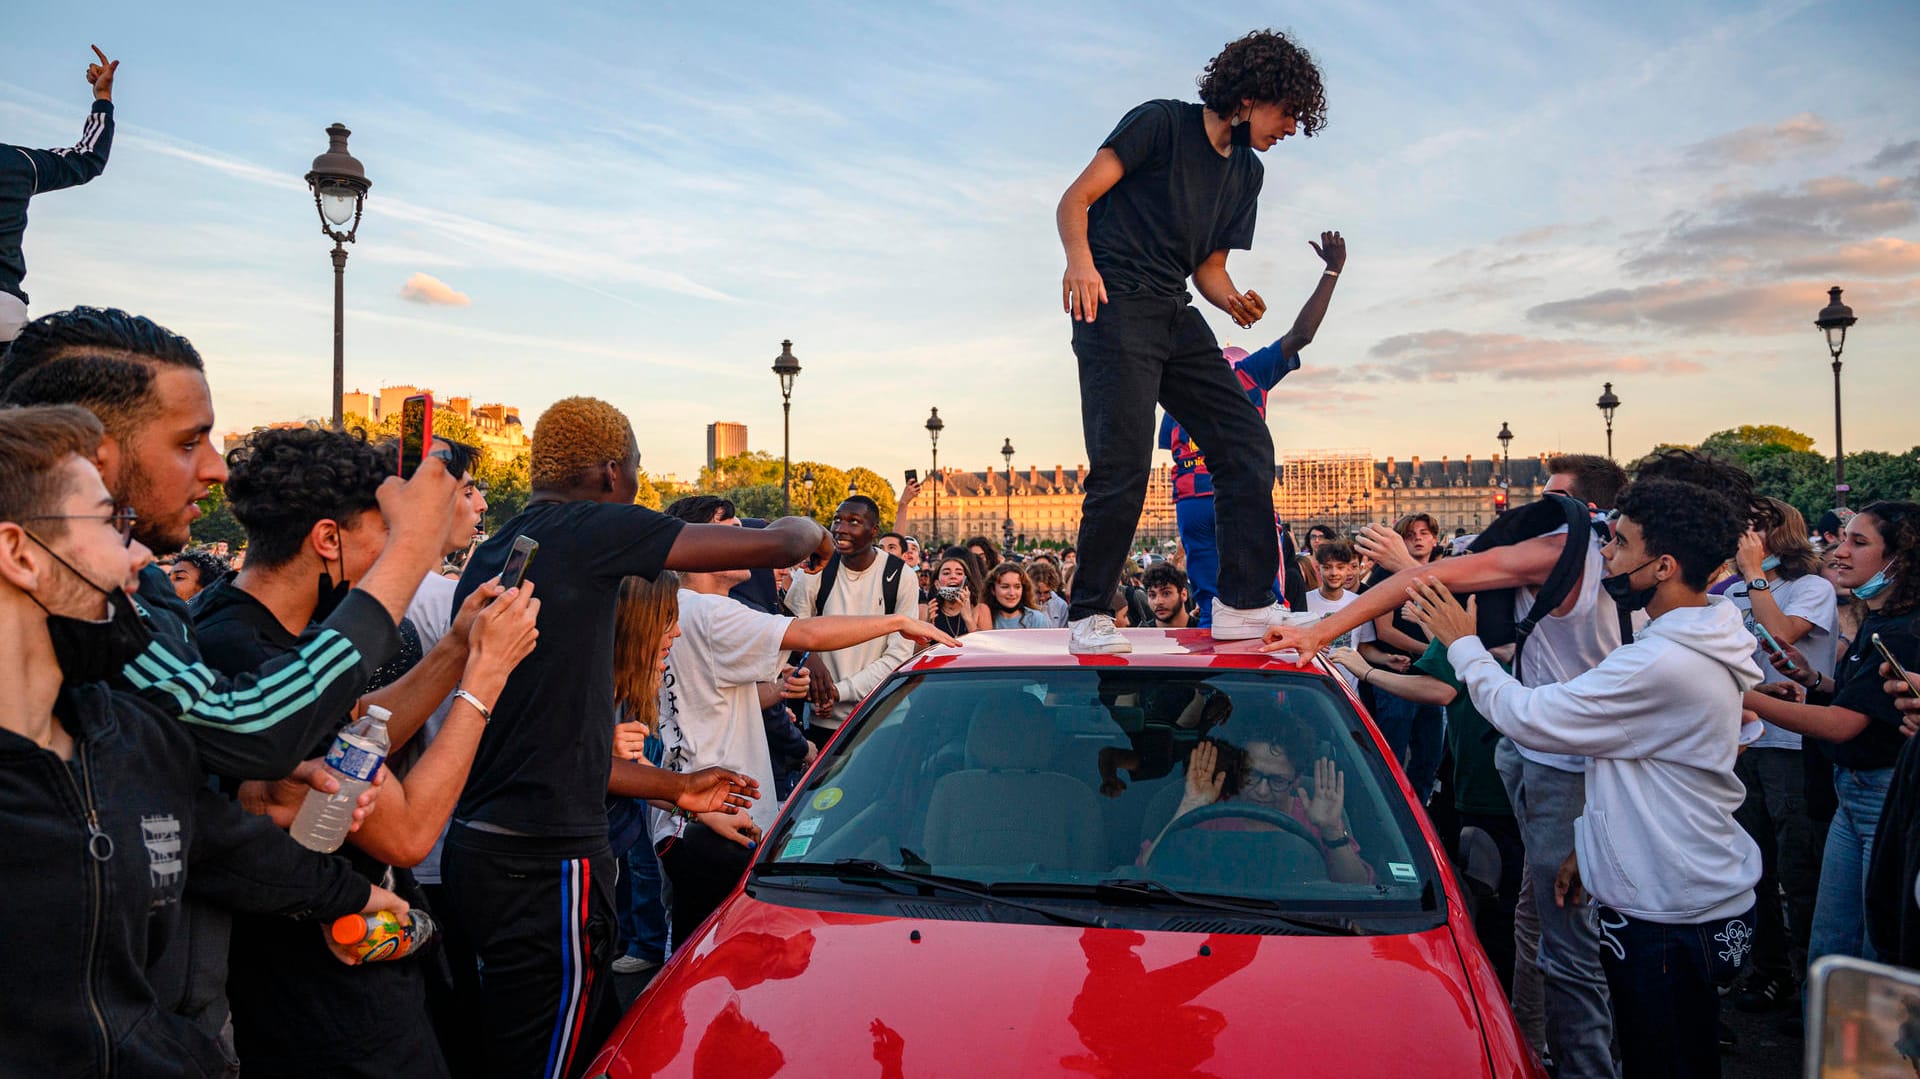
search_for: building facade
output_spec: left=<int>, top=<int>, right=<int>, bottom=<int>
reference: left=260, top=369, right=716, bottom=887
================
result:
left=706, top=422, right=748, bottom=468
left=895, top=463, right=1181, bottom=550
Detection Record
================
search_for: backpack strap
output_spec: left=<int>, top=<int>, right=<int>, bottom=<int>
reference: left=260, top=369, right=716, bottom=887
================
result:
left=813, top=552, right=907, bottom=616
left=812, top=554, right=843, bottom=617
left=1509, top=493, right=1596, bottom=672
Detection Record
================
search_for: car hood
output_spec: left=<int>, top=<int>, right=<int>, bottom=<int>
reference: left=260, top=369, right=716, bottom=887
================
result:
left=593, top=895, right=1494, bottom=1078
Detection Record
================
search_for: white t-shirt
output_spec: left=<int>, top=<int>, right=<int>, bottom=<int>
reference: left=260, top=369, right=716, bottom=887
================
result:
left=782, top=552, right=919, bottom=727
left=1512, top=526, right=1622, bottom=773
left=1307, top=588, right=1364, bottom=690
left=1729, top=572, right=1839, bottom=750
left=650, top=589, right=791, bottom=845
left=399, top=570, right=459, bottom=885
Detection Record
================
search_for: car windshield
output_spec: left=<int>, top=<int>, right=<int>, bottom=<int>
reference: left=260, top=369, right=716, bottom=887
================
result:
left=762, top=667, right=1437, bottom=913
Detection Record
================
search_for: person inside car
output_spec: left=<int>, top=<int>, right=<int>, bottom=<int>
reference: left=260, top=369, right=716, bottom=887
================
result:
left=1145, top=719, right=1370, bottom=883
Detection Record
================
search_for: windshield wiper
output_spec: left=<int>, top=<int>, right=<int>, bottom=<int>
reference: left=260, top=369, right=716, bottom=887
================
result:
left=751, top=858, right=1106, bottom=928
left=1082, top=878, right=1362, bottom=935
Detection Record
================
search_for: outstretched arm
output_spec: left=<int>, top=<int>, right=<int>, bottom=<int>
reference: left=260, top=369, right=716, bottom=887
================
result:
left=1278, top=231, right=1345, bottom=356
left=665, top=516, right=828, bottom=572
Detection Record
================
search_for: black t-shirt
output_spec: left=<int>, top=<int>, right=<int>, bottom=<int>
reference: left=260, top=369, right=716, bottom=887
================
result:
left=1823, top=606, right=1920, bottom=772
left=452, top=499, right=684, bottom=843
left=1087, top=100, right=1264, bottom=298
left=1362, top=562, right=1434, bottom=659
left=190, top=578, right=441, bottom=1074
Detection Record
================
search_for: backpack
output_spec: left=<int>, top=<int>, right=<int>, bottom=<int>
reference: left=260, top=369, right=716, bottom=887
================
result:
left=1463, top=493, right=1631, bottom=671
left=810, top=551, right=908, bottom=616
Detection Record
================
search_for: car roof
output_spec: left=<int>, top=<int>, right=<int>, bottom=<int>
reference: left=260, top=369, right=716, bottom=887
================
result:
left=903, top=628, right=1326, bottom=675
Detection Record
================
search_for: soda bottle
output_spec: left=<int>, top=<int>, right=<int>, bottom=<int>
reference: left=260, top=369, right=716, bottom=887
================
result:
left=290, top=706, right=392, bottom=853
left=328, top=908, right=437, bottom=963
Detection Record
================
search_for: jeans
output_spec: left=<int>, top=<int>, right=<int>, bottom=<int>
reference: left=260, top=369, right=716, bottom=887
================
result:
left=1176, top=496, right=1222, bottom=627
left=1511, top=853, right=1548, bottom=1055
left=615, top=839, right=668, bottom=963
left=1373, top=690, right=1446, bottom=806
left=1067, top=296, right=1276, bottom=621
left=1598, top=905, right=1754, bottom=1079
left=1496, top=738, right=1616, bottom=1079
left=1732, top=747, right=1820, bottom=980
left=658, top=823, right=754, bottom=948
left=1809, top=765, right=1894, bottom=963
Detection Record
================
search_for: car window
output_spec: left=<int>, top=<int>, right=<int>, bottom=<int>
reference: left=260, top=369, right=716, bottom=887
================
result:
left=765, top=668, right=1436, bottom=911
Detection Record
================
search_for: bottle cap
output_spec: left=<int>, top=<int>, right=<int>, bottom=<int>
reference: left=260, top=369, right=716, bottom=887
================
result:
left=330, top=914, right=370, bottom=945
left=365, top=704, right=393, bottom=723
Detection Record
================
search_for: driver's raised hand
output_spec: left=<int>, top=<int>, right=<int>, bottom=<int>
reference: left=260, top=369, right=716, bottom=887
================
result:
left=1180, top=741, right=1227, bottom=809
left=1300, top=757, right=1346, bottom=836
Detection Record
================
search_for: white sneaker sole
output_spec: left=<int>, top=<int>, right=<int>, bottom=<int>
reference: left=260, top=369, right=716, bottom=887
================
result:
left=1209, top=622, right=1268, bottom=641
left=1067, top=637, right=1132, bottom=654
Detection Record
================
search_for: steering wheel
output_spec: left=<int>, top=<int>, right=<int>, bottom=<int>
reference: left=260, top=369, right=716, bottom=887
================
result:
left=1147, top=800, right=1324, bottom=868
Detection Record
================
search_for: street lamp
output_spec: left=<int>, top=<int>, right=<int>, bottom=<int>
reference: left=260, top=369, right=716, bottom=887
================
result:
left=925, top=407, right=944, bottom=548
left=304, top=123, right=370, bottom=430
left=1596, top=382, right=1621, bottom=460
left=1496, top=421, right=1514, bottom=515
left=1000, top=437, right=1016, bottom=556
left=772, top=340, right=801, bottom=514
left=799, top=466, right=815, bottom=520
left=1815, top=286, right=1858, bottom=509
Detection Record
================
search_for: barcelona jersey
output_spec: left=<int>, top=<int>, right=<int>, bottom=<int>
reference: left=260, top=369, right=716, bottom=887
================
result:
left=1158, top=341, right=1298, bottom=501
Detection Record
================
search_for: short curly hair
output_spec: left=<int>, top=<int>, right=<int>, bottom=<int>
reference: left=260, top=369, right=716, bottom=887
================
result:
left=226, top=426, right=394, bottom=568
left=174, top=548, right=229, bottom=588
left=531, top=396, right=634, bottom=490
left=1198, top=29, right=1328, bottom=136
left=1616, top=479, right=1742, bottom=591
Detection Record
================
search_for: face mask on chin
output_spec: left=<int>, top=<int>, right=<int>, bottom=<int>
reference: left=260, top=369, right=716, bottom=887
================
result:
left=314, top=562, right=352, bottom=623
left=23, top=533, right=154, bottom=687
left=1853, top=566, right=1896, bottom=601
left=1601, top=557, right=1661, bottom=614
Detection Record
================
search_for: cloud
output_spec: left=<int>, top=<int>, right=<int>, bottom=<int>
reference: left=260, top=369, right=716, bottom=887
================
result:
left=398, top=272, right=471, bottom=307
left=1363, top=330, right=1706, bottom=382
left=1778, top=238, right=1920, bottom=278
left=1624, top=174, right=1919, bottom=277
left=1867, top=140, right=1920, bottom=170
left=1526, top=277, right=1920, bottom=335
left=1681, top=112, right=1838, bottom=169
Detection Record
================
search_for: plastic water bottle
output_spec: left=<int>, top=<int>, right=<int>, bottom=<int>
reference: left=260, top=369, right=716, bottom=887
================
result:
left=328, top=908, right=436, bottom=963
left=290, top=706, right=391, bottom=853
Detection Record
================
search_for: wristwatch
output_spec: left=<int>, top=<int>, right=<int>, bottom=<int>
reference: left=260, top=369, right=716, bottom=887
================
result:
left=1748, top=578, right=1771, bottom=592
left=1322, top=832, right=1352, bottom=849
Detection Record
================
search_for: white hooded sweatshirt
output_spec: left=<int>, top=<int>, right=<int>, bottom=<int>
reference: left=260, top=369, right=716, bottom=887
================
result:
left=1448, top=596, right=1765, bottom=924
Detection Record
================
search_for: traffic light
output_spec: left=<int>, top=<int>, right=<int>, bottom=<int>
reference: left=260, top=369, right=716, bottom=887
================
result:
left=1493, top=489, right=1509, bottom=514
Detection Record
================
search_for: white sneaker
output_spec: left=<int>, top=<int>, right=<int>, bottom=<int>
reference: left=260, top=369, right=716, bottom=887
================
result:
left=1068, top=614, right=1132, bottom=654
left=1210, top=600, right=1310, bottom=641
left=611, top=954, right=659, bottom=975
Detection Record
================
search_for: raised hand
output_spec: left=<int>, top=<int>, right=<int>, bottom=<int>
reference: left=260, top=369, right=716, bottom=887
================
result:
left=1356, top=523, right=1414, bottom=574
left=612, top=720, right=650, bottom=762
left=448, top=578, right=505, bottom=646
left=1300, top=757, right=1346, bottom=837
left=464, top=582, right=540, bottom=689
left=87, top=46, right=118, bottom=102
left=1181, top=741, right=1227, bottom=809
left=1403, top=578, right=1477, bottom=647
left=1736, top=530, right=1768, bottom=579
left=677, top=766, right=760, bottom=815
left=1309, top=230, right=1346, bottom=273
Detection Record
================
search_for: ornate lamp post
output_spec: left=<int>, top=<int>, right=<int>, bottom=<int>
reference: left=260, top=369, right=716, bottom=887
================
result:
left=925, top=408, right=944, bottom=548
left=303, top=123, right=370, bottom=430
left=1000, top=437, right=1016, bottom=556
left=1596, top=382, right=1621, bottom=460
left=1496, top=421, right=1514, bottom=515
left=799, top=466, right=815, bottom=520
left=1815, top=287, right=1858, bottom=509
left=772, top=340, right=801, bottom=514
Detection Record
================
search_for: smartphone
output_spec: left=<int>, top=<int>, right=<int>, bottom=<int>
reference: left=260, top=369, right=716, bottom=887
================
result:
left=499, top=535, right=539, bottom=590
left=1873, top=633, right=1920, bottom=698
left=789, top=651, right=811, bottom=673
left=1751, top=622, right=1797, bottom=671
left=905, top=469, right=918, bottom=484
left=399, top=393, right=434, bottom=479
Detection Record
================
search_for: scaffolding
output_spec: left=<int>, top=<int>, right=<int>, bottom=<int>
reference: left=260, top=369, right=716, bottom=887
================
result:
left=1276, top=449, right=1375, bottom=530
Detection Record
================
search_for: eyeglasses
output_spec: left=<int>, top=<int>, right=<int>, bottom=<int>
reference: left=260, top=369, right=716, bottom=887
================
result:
left=23, top=507, right=139, bottom=546
left=1243, top=768, right=1298, bottom=794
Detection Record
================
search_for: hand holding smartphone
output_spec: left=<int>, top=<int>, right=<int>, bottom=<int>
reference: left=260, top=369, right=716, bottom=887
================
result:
left=1875, top=633, right=1919, bottom=698
left=399, top=394, right=434, bottom=480
left=1752, top=622, right=1797, bottom=671
left=499, top=536, right=539, bottom=590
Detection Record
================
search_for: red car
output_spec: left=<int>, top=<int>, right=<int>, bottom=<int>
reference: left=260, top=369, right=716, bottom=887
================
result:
left=589, top=629, right=1544, bottom=1078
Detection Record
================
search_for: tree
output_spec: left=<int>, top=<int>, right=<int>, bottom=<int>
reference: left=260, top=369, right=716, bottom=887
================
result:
left=190, top=483, right=247, bottom=550
left=791, top=461, right=849, bottom=525
left=483, top=453, right=531, bottom=531
left=845, top=467, right=900, bottom=529
left=1700, top=425, right=1818, bottom=459
left=699, top=451, right=783, bottom=491
left=1842, top=450, right=1920, bottom=507
left=718, top=483, right=786, bottom=520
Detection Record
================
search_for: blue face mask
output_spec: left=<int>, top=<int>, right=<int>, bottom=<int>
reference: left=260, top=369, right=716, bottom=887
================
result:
left=1760, top=555, right=1780, bottom=572
left=1853, top=566, right=1895, bottom=600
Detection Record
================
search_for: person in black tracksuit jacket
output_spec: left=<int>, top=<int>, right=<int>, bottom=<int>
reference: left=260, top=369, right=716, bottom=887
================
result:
left=0, top=47, right=117, bottom=341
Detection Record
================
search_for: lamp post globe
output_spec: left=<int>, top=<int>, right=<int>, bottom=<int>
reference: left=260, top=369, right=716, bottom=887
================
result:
left=925, top=407, right=944, bottom=548
left=1596, top=382, right=1621, bottom=460
left=1000, top=437, right=1016, bottom=555
left=772, top=340, right=802, bottom=514
left=1815, top=286, right=1858, bottom=509
left=304, top=123, right=371, bottom=431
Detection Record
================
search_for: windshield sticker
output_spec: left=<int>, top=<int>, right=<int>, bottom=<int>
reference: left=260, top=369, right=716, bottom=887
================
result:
left=811, top=787, right=844, bottom=811
left=1389, top=862, right=1418, bottom=883
left=781, top=837, right=813, bottom=858
left=794, top=818, right=821, bottom=837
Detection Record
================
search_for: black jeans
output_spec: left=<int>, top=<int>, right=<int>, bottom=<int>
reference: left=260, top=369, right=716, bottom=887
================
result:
left=1597, top=904, right=1755, bottom=1079
left=1733, top=747, right=1821, bottom=980
left=658, top=822, right=755, bottom=947
left=1067, top=296, right=1276, bottom=620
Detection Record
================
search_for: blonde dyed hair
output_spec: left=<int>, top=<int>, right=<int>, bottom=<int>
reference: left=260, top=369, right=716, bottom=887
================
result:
left=531, top=396, right=633, bottom=489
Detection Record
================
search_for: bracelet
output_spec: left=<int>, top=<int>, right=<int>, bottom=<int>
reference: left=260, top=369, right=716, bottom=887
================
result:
left=1323, top=832, right=1352, bottom=848
left=451, top=688, right=492, bottom=723
left=1323, top=269, right=1339, bottom=278
left=1360, top=669, right=1371, bottom=686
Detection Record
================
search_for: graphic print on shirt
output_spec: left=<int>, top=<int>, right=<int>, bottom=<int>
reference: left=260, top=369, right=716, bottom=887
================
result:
left=142, top=813, right=184, bottom=904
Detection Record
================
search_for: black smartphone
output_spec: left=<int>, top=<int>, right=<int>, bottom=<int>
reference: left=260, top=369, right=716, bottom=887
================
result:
left=905, top=469, right=918, bottom=484
left=399, top=393, right=433, bottom=479
left=1873, top=633, right=1919, bottom=698
left=499, top=535, right=539, bottom=589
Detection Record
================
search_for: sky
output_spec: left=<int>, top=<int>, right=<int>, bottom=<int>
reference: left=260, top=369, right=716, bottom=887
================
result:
left=6, top=1, right=1918, bottom=485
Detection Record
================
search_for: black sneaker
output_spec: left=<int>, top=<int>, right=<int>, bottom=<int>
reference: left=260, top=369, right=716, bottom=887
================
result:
left=1719, top=1020, right=1737, bottom=1051
left=1733, top=970, right=1789, bottom=1013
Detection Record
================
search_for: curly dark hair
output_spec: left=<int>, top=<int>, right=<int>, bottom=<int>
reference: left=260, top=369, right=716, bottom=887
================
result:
left=1197, top=29, right=1328, bottom=135
left=226, top=426, right=394, bottom=569
left=1631, top=447, right=1778, bottom=531
left=174, top=548, right=230, bottom=588
left=664, top=495, right=736, bottom=524
left=1616, top=479, right=1743, bottom=591
left=1854, top=501, right=1920, bottom=617
left=0, top=307, right=205, bottom=439
left=1143, top=563, right=1190, bottom=595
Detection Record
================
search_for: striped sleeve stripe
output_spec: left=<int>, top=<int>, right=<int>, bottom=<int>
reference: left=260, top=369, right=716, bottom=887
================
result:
left=177, top=639, right=361, bottom=731
left=50, top=112, right=104, bottom=159
left=133, top=629, right=358, bottom=710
